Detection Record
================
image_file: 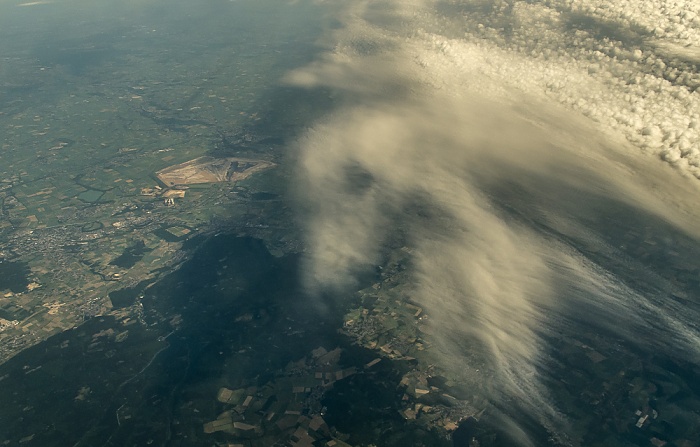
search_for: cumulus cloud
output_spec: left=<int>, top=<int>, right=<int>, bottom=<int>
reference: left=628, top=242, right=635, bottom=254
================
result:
left=426, top=0, right=700, bottom=176
left=287, top=0, right=700, bottom=443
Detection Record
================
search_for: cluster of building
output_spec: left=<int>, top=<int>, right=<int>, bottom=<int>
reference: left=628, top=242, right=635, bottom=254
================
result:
left=0, top=317, right=19, bottom=332
left=0, top=154, right=282, bottom=365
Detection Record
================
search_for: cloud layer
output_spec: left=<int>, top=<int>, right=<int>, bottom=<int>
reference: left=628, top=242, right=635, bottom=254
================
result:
left=287, top=0, right=700, bottom=443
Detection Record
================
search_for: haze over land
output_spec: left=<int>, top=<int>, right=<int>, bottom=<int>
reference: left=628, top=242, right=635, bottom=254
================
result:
left=1, top=0, right=700, bottom=445
left=289, top=0, right=700, bottom=443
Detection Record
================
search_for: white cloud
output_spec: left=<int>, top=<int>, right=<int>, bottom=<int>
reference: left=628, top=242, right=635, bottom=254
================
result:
left=287, top=0, right=700, bottom=443
left=426, top=0, right=700, bottom=176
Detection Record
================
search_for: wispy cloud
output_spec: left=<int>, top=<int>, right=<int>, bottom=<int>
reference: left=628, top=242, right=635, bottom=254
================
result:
left=286, top=0, right=700, bottom=443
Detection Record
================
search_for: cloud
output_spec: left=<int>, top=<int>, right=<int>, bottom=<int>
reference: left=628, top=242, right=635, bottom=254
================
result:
left=287, top=0, right=700, bottom=443
left=429, top=0, right=700, bottom=176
